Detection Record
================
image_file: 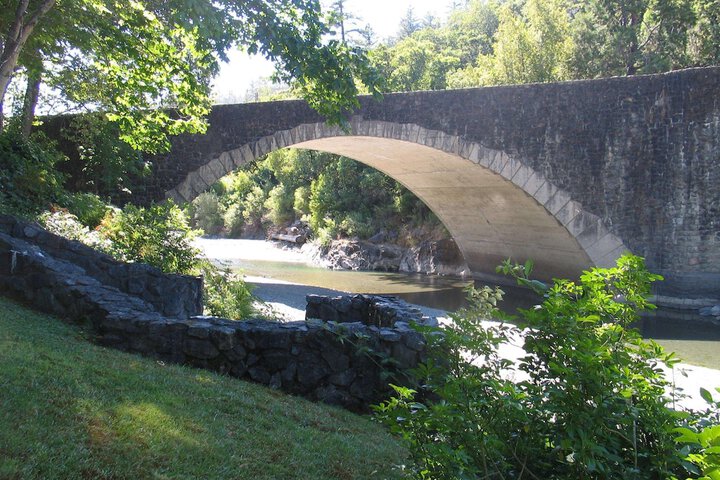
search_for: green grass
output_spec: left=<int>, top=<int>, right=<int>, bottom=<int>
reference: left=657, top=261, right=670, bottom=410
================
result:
left=0, top=297, right=406, bottom=479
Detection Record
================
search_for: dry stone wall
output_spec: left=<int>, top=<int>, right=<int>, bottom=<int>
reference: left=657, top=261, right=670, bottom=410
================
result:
left=0, top=217, right=428, bottom=411
left=0, top=215, right=202, bottom=318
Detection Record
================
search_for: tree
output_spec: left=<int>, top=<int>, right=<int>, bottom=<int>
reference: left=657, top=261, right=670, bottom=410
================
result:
left=0, top=0, right=55, bottom=130
left=0, top=0, right=381, bottom=152
left=444, top=0, right=499, bottom=64
left=569, top=0, right=695, bottom=77
left=325, top=0, right=374, bottom=46
left=371, top=35, right=460, bottom=91
left=468, top=0, right=574, bottom=86
left=688, top=0, right=720, bottom=65
left=397, top=7, right=422, bottom=40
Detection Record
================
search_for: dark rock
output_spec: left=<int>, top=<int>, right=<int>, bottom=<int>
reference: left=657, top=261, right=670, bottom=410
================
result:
left=226, top=344, right=247, bottom=362
left=249, top=367, right=272, bottom=384
left=329, top=369, right=356, bottom=387
left=321, top=346, right=350, bottom=373
left=297, top=360, right=329, bottom=386
left=187, top=323, right=212, bottom=339
left=209, top=326, right=236, bottom=350
left=183, top=338, right=220, bottom=360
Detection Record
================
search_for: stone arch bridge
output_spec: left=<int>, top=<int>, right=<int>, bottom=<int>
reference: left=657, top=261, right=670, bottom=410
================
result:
left=54, top=67, right=720, bottom=306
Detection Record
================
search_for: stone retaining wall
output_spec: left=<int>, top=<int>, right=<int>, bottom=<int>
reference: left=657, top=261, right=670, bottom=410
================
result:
left=0, top=218, right=428, bottom=411
left=0, top=215, right=202, bottom=318
left=306, top=293, right=437, bottom=328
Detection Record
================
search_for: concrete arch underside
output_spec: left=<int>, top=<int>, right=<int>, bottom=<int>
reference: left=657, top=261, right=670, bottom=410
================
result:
left=167, top=121, right=628, bottom=283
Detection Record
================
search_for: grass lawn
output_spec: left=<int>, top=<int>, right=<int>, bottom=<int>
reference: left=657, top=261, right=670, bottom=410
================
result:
left=0, top=297, right=406, bottom=479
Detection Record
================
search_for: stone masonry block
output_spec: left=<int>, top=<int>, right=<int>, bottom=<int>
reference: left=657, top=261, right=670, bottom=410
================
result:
left=477, top=147, right=493, bottom=168
left=206, top=158, right=225, bottom=181
left=544, top=190, right=571, bottom=216
left=555, top=200, right=582, bottom=227
left=458, top=138, right=472, bottom=159
left=417, top=127, right=431, bottom=147
left=574, top=216, right=604, bottom=249
left=197, top=164, right=216, bottom=188
left=499, top=156, right=521, bottom=180
left=566, top=211, right=599, bottom=238
left=533, top=180, right=558, bottom=206
left=587, top=232, right=626, bottom=264
left=510, top=164, right=532, bottom=188
left=218, top=151, right=234, bottom=172
left=521, top=170, right=544, bottom=196
left=595, top=243, right=627, bottom=268
left=467, top=143, right=481, bottom=164
left=165, top=188, right=185, bottom=204
left=176, top=180, right=194, bottom=204
left=236, top=144, right=254, bottom=165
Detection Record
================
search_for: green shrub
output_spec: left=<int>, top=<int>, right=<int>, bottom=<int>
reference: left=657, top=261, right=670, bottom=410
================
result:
left=201, top=262, right=256, bottom=319
left=0, top=131, right=67, bottom=217
left=264, top=184, right=294, bottom=226
left=99, top=200, right=200, bottom=275
left=191, top=191, right=225, bottom=235
left=376, top=255, right=689, bottom=479
left=674, top=389, right=720, bottom=480
left=315, top=217, right=338, bottom=247
left=293, top=186, right=310, bottom=216
left=63, top=113, right=149, bottom=195
left=223, top=203, right=245, bottom=237
left=339, top=211, right=374, bottom=238
left=38, top=209, right=110, bottom=251
left=62, top=192, right=111, bottom=228
left=242, top=186, right=268, bottom=233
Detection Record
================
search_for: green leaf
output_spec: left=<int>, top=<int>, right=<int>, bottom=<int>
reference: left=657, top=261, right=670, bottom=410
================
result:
left=701, top=387, right=715, bottom=404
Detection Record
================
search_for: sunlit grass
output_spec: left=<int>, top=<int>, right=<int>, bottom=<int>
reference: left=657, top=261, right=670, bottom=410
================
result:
left=0, top=297, right=405, bottom=479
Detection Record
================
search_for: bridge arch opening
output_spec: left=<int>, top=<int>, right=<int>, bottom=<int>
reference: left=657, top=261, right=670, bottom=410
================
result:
left=168, top=120, right=627, bottom=283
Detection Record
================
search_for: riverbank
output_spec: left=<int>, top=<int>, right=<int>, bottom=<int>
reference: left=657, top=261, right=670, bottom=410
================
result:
left=195, top=238, right=720, bottom=411
left=245, top=275, right=718, bottom=412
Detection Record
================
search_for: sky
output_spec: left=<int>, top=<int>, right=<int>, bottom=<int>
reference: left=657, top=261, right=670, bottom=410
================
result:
left=212, top=0, right=457, bottom=103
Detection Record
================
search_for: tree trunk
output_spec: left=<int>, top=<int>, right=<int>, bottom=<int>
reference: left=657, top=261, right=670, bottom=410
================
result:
left=625, top=12, right=641, bottom=76
left=0, top=0, right=55, bottom=131
left=20, top=67, right=41, bottom=137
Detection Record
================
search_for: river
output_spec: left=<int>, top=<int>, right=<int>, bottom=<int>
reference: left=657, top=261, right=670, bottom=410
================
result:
left=195, top=238, right=720, bottom=368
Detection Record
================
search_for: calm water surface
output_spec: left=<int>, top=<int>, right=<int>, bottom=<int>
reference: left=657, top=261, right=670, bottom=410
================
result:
left=204, top=239, right=720, bottom=369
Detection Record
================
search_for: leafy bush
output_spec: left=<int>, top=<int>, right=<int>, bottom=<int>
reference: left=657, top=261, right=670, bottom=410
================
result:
left=63, top=192, right=111, bottom=228
left=99, top=200, right=200, bottom=275
left=63, top=113, right=150, bottom=195
left=265, top=184, right=294, bottom=226
left=96, top=201, right=255, bottom=319
left=338, top=211, right=375, bottom=238
left=201, top=262, right=256, bottom=320
left=191, top=191, right=225, bottom=235
left=0, top=131, right=67, bottom=217
left=376, top=255, right=692, bottom=479
left=293, top=186, right=310, bottom=216
left=223, top=203, right=245, bottom=237
left=315, top=217, right=338, bottom=247
left=242, top=186, right=268, bottom=233
left=675, top=389, right=720, bottom=480
left=38, top=209, right=110, bottom=251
